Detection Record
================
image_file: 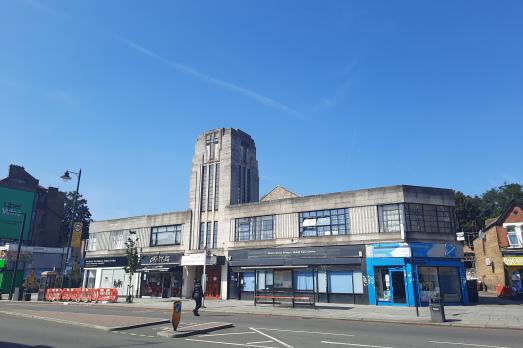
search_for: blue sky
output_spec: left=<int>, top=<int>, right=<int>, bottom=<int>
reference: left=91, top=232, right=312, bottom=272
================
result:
left=1, top=1, right=522, bottom=220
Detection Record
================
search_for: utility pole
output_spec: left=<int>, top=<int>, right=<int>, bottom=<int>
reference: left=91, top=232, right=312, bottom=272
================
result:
left=8, top=212, right=26, bottom=300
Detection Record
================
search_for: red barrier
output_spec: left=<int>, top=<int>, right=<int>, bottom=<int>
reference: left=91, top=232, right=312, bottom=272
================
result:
left=43, top=288, right=118, bottom=303
left=496, top=284, right=512, bottom=298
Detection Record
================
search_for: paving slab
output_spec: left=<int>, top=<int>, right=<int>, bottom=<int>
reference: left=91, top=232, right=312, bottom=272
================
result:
left=0, top=308, right=170, bottom=331
left=157, top=322, right=234, bottom=338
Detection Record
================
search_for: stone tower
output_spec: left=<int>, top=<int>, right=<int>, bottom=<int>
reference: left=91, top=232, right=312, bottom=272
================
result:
left=188, top=128, right=259, bottom=251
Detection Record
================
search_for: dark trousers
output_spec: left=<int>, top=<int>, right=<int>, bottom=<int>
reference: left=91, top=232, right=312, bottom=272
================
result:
left=194, top=297, right=202, bottom=313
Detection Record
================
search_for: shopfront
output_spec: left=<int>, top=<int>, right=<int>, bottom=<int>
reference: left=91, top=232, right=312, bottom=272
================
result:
left=181, top=253, right=226, bottom=299
left=228, top=245, right=367, bottom=304
left=503, top=256, right=523, bottom=296
left=83, top=256, right=130, bottom=296
left=366, top=242, right=468, bottom=306
left=139, top=252, right=183, bottom=298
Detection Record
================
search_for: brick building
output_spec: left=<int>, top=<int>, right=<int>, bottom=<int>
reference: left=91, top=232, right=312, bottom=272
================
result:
left=473, top=200, right=523, bottom=295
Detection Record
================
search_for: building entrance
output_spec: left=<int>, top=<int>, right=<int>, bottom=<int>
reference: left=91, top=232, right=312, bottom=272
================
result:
left=196, top=265, right=221, bottom=299
left=374, top=267, right=407, bottom=305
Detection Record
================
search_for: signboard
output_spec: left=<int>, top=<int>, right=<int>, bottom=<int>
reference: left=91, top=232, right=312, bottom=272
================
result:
left=367, top=243, right=463, bottom=259
left=503, top=257, right=523, bottom=266
left=71, top=222, right=83, bottom=248
left=229, top=245, right=364, bottom=267
left=181, top=253, right=218, bottom=266
left=0, top=186, right=34, bottom=240
left=84, top=256, right=128, bottom=268
left=141, top=253, right=182, bottom=266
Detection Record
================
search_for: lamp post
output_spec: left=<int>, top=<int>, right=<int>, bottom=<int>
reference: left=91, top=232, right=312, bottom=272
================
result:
left=60, top=169, right=82, bottom=288
left=8, top=212, right=26, bottom=300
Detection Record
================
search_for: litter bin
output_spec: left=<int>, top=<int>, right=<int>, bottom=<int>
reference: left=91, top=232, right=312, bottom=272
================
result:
left=429, top=294, right=446, bottom=323
left=23, top=291, right=32, bottom=301
left=467, top=280, right=479, bottom=303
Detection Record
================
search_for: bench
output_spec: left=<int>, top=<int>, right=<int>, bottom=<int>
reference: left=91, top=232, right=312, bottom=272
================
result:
left=254, top=295, right=315, bottom=308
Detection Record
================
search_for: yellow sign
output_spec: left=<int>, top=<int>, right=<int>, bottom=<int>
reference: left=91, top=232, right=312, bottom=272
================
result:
left=503, top=257, right=523, bottom=266
left=71, top=222, right=83, bottom=248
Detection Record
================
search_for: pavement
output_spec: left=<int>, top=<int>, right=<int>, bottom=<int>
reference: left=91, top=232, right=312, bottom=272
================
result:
left=67, top=292, right=522, bottom=330
left=1, top=292, right=522, bottom=331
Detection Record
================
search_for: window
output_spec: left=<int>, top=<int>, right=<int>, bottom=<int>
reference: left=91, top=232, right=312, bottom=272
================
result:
left=206, top=222, right=212, bottom=248
left=212, top=221, right=218, bottom=248
left=273, top=270, right=292, bottom=288
left=199, top=223, right=205, bottom=249
left=294, top=271, right=314, bottom=291
left=299, top=209, right=349, bottom=237
left=200, top=165, right=207, bottom=212
left=214, top=163, right=220, bottom=211
left=378, top=204, right=403, bottom=233
left=328, top=270, right=353, bottom=294
left=87, top=234, right=97, bottom=251
left=234, top=215, right=274, bottom=241
left=110, top=230, right=129, bottom=249
left=207, top=164, right=214, bottom=211
left=257, top=270, right=273, bottom=291
left=243, top=272, right=255, bottom=292
left=404, top=204, right=456, bottom=234
left=507, top=225, right=522, bottom=247
left=150, top=225, right=181, bottom=246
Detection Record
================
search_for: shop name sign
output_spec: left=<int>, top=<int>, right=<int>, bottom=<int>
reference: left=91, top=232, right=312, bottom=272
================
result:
left=246, top=246, right=362, bottom=260
left=2, top=202, right=22, bottom=216
left=148, top=255, right=170, bottom=264
left=503, top=257, right=523, bottom=266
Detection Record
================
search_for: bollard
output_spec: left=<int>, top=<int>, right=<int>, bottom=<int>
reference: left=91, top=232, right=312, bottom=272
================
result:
left=171, top=300, right=182, bottom=331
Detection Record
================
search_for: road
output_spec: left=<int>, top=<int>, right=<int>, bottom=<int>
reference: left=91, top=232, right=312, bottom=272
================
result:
left=1, top=302, right=522, bottom=348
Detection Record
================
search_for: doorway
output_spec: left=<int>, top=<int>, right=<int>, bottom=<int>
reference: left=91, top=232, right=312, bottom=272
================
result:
left=374, top=267, right=407, bottom=305
left=196, top=266, right=221, bottom=299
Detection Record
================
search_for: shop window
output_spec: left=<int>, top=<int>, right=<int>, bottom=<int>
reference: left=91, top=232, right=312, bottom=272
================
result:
left=234, top=215, right=274, bottom=241
left=328, top=270, right=353, bottom=294
left=243, top=272, right=255, bottom=292
left=378, top=204, right=403, bottom=233
left=257, top=270, right=273, bottom=291
left=86, top=270, right=96, bottom=288
left=151, top=225, right=182, bottom=246
left=438, top=267, right=462, bottom=303
left=294, top=271, right=314, bottom=291
left=299, top=208, right=349, bottom=237
left=353, top=271, right=364, bottom=294
left=419, top=266, right=439, bottom=303
left=374, top=267, right=391, bottom=301
left=273, top=270, right=292, bottom=288
left=317, top=271, right=327, bottom=293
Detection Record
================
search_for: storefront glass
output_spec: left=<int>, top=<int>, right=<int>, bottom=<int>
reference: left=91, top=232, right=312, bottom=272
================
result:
left=418, top=266, right=462, bottom=303
left=374, top=267, right=406, bottom=304
left=100, top=269, right=128, bottom=295
left=86, top=270, right=96, bottom=288
left=419, top=267, right=439, bottom=303
left=141, top=269, right=182, bottom=298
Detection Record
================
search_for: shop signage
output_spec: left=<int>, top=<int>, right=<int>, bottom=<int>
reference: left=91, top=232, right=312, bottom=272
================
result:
left=503, top=257, right=523, bottom=266
left=229, top=245, right=364, bottom=267
left=366, top=243, right=463, bottom=259
left=141, top=253, right=182, bottom=266
left=366, top=243, right=411, bottom=258
left=70, top=222, right=83, bottom=248
left=84, top=256, right=127, bottom=268
left=180, top=253, right=218, bottom=266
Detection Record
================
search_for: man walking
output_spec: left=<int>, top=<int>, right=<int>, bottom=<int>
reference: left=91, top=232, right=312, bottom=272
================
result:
left=192, top=279, right=203, bottom=316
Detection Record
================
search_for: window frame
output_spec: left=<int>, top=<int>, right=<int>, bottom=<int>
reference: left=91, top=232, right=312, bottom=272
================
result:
left=150, top=224, right=182, bottom=247
left=299, top=208, right=349, bottom=237
left=234, top=215, right=275, bottom=241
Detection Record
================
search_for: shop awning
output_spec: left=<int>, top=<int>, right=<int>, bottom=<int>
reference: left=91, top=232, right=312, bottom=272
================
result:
left=137, top=266, right=178, bottom=272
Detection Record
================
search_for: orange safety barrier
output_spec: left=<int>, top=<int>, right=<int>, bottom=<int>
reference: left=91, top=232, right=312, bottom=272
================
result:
left=43, top=288, right=118, bottom=303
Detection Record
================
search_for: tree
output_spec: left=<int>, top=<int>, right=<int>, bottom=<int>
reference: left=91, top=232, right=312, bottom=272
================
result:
left=454, top=191, right=483, bottom=231
left=61, top=191, right=92, bottom=243
left=124, top=231, right=141, bottom=303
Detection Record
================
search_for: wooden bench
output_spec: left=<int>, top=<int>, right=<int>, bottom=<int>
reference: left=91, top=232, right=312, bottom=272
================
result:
left=254, top=295, right=315, bottom=308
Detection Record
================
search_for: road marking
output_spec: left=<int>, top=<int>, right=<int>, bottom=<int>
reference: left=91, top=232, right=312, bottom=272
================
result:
left=199, top=332, right=256, bottom=337
left=428, top=341, right=514, bottom=348
left=250, top=327, right=294, bottom=348
left=128, top=333, right=137, bottom=336
left=322, top=341, right=394, bottom=348
left=186, top=338, right=276, bottom=348
left=246, top=341, right=274, bottom=345
left=252, top=327, right=355, bottom=337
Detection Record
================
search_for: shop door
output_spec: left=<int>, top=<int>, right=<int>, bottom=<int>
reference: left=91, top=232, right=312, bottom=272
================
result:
left=390, top=269, right=406, bottom=304
left=205, top=267, right=221, bottom=299
left=162, top=273, right=171, bottom=298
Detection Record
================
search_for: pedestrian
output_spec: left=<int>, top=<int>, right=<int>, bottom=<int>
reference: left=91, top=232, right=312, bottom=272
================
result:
left=192, top=279, right=203, bottom=316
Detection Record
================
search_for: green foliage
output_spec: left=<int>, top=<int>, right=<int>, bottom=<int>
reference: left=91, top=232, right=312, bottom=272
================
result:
left=455, top=183, right=523, bottom=231
left=61, top=191, right=92, bottom=241
left=124, top=231, right=141, bottom=301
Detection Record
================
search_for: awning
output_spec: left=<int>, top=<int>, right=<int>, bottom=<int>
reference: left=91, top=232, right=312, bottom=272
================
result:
left=137, top=266, right=178, bottom=272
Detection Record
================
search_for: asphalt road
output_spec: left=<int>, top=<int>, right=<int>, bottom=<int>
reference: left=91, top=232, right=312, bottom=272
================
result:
left=1, top=302, right=522, bottom=348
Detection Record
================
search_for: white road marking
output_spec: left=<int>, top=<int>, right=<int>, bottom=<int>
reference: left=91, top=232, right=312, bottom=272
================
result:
left=185, top=338, right=276, bottom=348
left=246, top=341, right=274, bottom=345
left=252, top=327, right=355, bottom=337
left=322, top=341, right=394, bottom=348
left=199, top=332, right=256, bottom=337
left=250, top=327, right=294, bottom=348
left=128, top=333, right=137, bottom=336
left=428, top=341, right=514, bottom=348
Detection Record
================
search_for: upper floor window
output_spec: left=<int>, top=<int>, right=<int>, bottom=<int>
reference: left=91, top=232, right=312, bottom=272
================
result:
left=87, top=234, right=97, bottom=251
left=506, top=225, right=522, bottom=247
left=235, top=215, right=274, bottom=241
left=205, top=132, right=219, bottom=161
left=404, top=204, right=456, bottom=234
left=110, top=230, right=129, bottom=249
left=378, top=204, right=404, bottom=233
left=299, top=209, right=349, bottom=237
left=150, top=225, right=182, bottom=246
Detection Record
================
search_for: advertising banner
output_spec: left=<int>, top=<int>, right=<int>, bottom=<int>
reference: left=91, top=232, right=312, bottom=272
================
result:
left=0, top=186, right=34, bottom=240
left=70, top=222, right=83, bottom=248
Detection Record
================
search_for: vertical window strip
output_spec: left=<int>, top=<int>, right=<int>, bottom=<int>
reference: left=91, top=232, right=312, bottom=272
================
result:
left=207, top=163, right=214, bottom=211
left=214, top=163, right=220, bottom=210
left=246, top=168, right=251, bottom=202
left=213, top=221, right=218, bottom=248
left=200, top=165, right=207, bottom=212
left=206, top=222, right=212, bottom=249
left=199, top=223, right=205, bottom=249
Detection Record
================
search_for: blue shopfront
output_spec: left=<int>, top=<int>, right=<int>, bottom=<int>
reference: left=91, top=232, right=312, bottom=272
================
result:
left=366, top=243, right=468, bottom=306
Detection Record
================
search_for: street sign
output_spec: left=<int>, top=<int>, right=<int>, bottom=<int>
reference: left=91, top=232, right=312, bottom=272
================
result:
left=71, top=222, right=83, bottom=248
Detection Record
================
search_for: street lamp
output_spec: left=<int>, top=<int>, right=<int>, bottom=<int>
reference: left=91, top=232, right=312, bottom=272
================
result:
left=8, top=212, right=26, bottom=300
left=60, top=169, right=82, bottom=288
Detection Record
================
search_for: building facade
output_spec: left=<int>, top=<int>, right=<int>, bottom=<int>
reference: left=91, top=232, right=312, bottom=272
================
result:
left=473, top=201, right=523, bottom=296
left=85, top=128, right=467, bottom=306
